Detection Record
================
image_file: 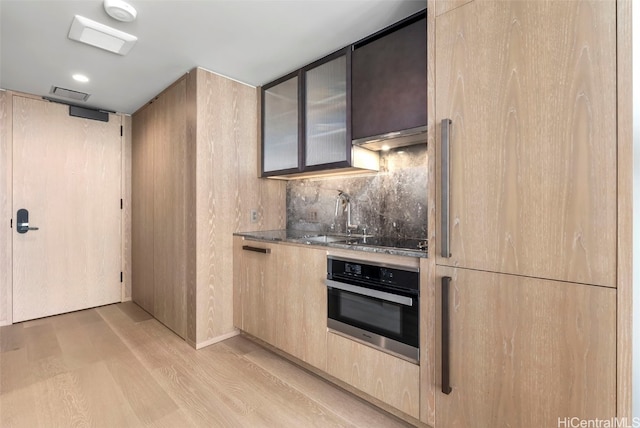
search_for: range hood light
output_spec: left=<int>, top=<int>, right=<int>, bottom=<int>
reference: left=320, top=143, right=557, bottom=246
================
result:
left=352, top=125, right=428, bottom=151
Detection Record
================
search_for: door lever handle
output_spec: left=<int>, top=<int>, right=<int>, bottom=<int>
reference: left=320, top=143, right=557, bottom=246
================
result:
left=18, top=223, right=39, bottom=231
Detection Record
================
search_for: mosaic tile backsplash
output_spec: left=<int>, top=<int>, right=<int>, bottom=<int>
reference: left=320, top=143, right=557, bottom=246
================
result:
left=286, top=144, right=427, bottom=239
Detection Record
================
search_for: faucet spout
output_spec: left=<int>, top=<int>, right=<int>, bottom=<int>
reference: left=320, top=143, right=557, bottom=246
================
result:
left=335, top=191, right=358, bottom=235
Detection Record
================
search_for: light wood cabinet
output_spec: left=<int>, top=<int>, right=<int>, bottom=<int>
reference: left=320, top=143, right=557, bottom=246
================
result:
left=132, top=79, right=187, bottom=336
left=431, top=1, right=623, bottom=426
left=327, top=331, right=420, bottom=419
left=233, top=238, right=327, bottom=371
left=435, top=0, right=617, bottom=287
left=435, top=266, right=616, bottom=427
left=276, top=244, right=327, bottom=371
left=233, top=237, right=278, bottom=344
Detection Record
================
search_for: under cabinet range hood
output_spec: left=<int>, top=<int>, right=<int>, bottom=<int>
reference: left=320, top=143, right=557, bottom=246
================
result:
left=350, top=9, right=427, bottom=152
left=352, top=125, right=427, bottom=151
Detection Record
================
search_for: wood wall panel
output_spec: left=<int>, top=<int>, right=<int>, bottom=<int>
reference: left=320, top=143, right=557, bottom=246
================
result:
left=423, top=1, right=436, bottom=424
left=193, top=68, right=285, bottom=346
left=435, top=0, right=473, bottom=16
left=185, top=70, right=198, bottom=345
left=616, top=0, right=632, bottom=419
left=131, top=100, right=155, bottom=315
left=0, top=90, right=12, bottom=326
left=435, top=0, right=617, bottom=287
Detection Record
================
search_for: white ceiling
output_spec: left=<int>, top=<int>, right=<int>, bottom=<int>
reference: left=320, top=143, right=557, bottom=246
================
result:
left=0, top=0, right=426, bottom=114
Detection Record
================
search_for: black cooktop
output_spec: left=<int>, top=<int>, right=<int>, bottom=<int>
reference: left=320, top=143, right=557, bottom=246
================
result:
left=343, top=236, right=428, bottom=252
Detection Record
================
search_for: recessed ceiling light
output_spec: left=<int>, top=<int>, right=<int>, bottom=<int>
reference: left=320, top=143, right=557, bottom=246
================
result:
left=68, top=15, right=137, bottom=56
left=104, top=0, right=137, bottom=22
left=72, top=74, right=89, bottom=83
left=381, top=144, right=391, bottom=151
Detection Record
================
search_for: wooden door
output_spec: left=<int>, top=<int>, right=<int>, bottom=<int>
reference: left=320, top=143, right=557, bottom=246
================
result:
left=435, top=0, right=617, bottom=287
left=12, top=96, right=122, bottom=322
left=435, top=266, right=616, bottom=427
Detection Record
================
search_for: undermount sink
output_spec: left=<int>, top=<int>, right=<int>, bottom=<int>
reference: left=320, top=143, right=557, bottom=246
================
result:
left=298, top=235, right=349, bottom=244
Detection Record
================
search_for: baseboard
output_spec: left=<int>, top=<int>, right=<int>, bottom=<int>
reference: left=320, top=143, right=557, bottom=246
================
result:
left=195, top=329, right=240, bottom=349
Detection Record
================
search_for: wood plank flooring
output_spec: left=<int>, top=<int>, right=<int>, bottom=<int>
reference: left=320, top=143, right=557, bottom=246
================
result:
left=0, top=302, right=412, bottom=427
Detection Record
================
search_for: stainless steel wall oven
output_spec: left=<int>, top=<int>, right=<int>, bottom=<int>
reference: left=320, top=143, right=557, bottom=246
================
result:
left=326, top=256, right=419, bottom=362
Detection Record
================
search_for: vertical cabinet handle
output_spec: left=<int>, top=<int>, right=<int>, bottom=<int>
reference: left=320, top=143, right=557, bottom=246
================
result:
left=441, top=276, right=453, bottom=394
left=441, top=119, right=452, bottom=258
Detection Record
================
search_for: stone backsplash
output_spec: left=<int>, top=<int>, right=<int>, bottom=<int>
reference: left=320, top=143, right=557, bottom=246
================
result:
left=286, top=144, right=427, bottom=239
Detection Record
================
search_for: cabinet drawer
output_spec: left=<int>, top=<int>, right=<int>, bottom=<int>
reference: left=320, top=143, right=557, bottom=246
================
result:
left=327, top=331, right=419, bottom=419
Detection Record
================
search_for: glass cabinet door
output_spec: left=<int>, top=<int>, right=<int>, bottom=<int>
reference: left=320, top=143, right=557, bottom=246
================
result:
left=262, top=74, right=300, bottom=174
left=304, top=51, right=349, bottom=168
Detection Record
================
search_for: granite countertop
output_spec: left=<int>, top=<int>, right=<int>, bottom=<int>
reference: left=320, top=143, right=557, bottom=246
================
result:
left=234, top=229, right=428, bottom=259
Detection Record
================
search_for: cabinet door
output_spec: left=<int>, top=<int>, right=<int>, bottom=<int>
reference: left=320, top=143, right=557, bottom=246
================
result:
left=435, top=266, right=616, bottom=427
left=262, top=73, right=300, bottom=176
left=304, top=50, right=350, bottom=169
left=276, top=245, right=327, bottom=370
left=234, top=239, right=278, bottom=344
left=435, top=0, right=617, bottom=287
left=352, top=11, right=426, bottom=140
left=153, top=78, right=188, bottom=338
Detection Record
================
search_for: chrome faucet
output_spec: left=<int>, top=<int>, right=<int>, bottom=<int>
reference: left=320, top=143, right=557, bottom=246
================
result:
left=335, top=191, right=358, bottom=235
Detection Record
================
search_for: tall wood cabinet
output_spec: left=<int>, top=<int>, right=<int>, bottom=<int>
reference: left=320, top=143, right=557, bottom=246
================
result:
left=435, top=0, right=616, bottom=287
left=132, top=68, right=285, bottom=347
left=132, top=78, right=188, bottom=337
left=433, top=1, right=621, bottom=426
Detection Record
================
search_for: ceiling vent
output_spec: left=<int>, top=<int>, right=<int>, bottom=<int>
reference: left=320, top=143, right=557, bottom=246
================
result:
left=50, top=86, right=91, bottom=102
left=68, top=15, right=137, bottom=55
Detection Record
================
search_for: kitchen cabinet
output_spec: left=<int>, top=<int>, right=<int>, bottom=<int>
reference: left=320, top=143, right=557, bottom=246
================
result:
left=233, top=238, right=327, bottom=370
left=234, top=239, right=428, bottom=421
left=233, top=236, right=278, bottom=344
left=327, top=331, right=420, bottom=419
left=435, top=0, right=617, bottom=287
left=276, top=244, right=327, bottom=370
left=261, top=48, right=379, bottom=178
left=435, top=266, right=616, bottom=427
left=351, top=10, right=427, bottom=145
left=262, top=72, right=299, bottom=174
left=431, top=1, right=622, bottom=426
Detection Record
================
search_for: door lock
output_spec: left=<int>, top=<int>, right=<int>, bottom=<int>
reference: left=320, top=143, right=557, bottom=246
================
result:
left=16, top=209, right=39, bottom=234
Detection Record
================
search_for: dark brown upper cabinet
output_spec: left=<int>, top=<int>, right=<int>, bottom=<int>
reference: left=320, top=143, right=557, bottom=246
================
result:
left=351, top=10, right=427, bottom=150
left=261, top=48, right=379, bottom=178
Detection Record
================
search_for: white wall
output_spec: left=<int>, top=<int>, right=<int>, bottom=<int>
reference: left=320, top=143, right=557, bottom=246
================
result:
left=633, top=0, right=640, bottom=418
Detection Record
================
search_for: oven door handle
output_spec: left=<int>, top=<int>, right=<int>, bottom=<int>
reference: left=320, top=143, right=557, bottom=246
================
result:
left=325, top=279, right=414, bottom=307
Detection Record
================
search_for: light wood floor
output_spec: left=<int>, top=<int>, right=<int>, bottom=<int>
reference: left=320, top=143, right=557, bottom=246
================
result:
left=0, top=302, right=412, bottom=427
